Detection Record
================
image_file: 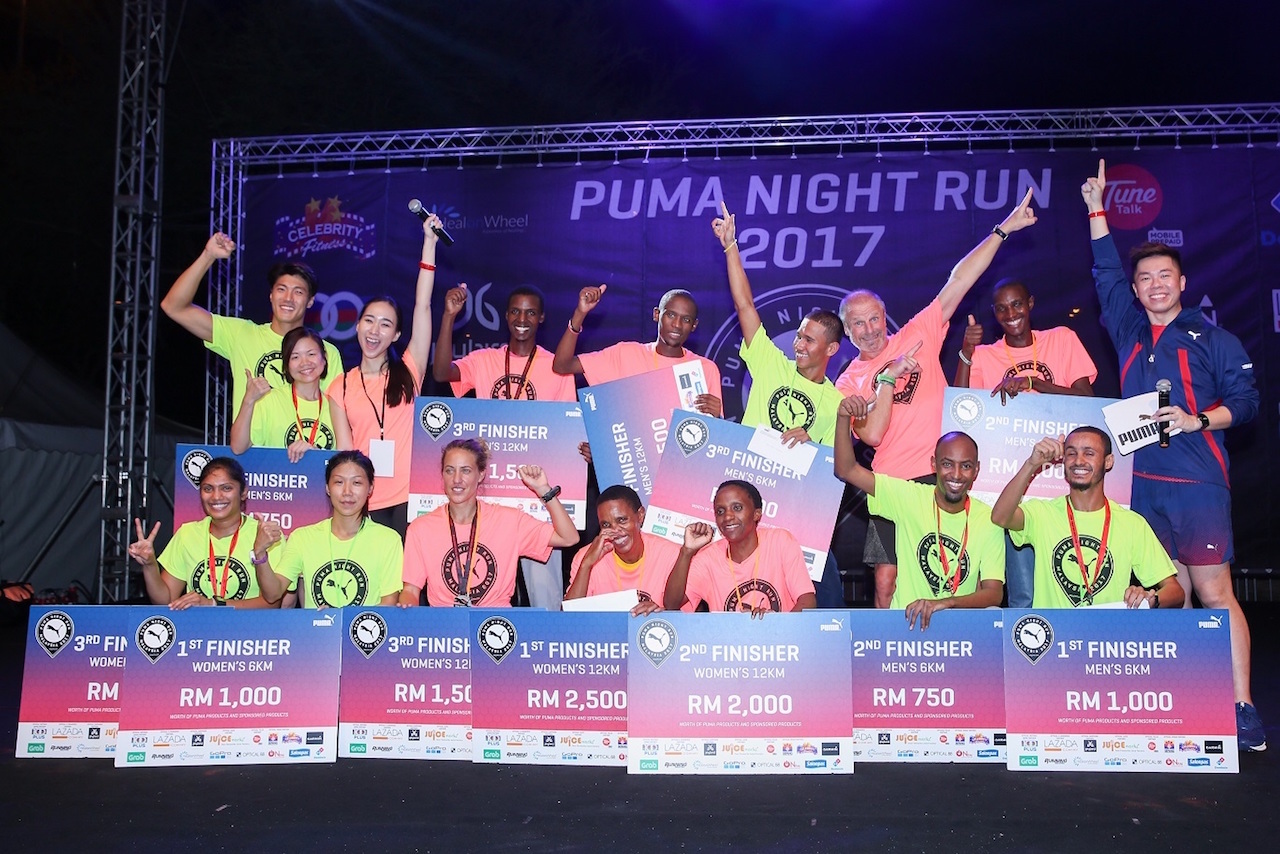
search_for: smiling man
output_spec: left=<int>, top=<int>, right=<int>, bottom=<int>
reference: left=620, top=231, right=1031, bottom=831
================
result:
left=835, top=189, right=1038, bottom=609
left=161, top=232, right=343, bottom=414
left=991, top=427, right=1184, bottom=611
left=833, top=417, right=1005, bottom=630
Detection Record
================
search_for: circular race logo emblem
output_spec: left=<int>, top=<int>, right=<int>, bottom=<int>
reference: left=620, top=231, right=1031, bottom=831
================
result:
left=488, top=375, right=539, bottom=400
left=255, top=350, right=286, bottom=384
left=949, top=393, right=984, bottom=428
left=1012, top=613, right=1054, bottom=664
left=181, top=449, right=212, bottom=489
left=35, top=610, right=74, bottom=659
left=442, top=543, right=498, bottom=604
left=312, top=559, right=370, bottom=608
left=674, top=417, right=710, bottom=456
left=420, top=401, right=454, bottom=439
left=637, top=618, right=677, bottom=668
left=1051, top=535, right=1114, bottom=606
left=916, top=532, right=971, bottom=597
left=349, top=610, right=388, bottom=659
left=767, top=386, right=817, bottom=433
left=136, top=615, right=176, bottom=663
left=1001, top=361, right=1054, bottom=386
left=725, top=578, right=783, bottom=613
left=284, top=419, right=337, bottom=450
left=477, top=615, right=517, bottom=664
left=191, top=557, right=253, bottom=601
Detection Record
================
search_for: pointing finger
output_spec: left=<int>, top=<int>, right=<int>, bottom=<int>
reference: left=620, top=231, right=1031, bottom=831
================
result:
left=1018, top=186, right=1034, bottom=208
left=1097, top=158, right=1106, bottom=181
left=905, top=340, right=923, bottom=357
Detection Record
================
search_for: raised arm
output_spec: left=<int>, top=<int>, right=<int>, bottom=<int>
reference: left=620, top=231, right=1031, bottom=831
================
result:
left=712, top=203, right=762, bottom=344
left=518, top=465, right=578, bottom=548
left=552, top=285, right=607, bottom=375
left=129, top=519, right=184, bottom=605
left=229, top=370, right=271, bottom=454
left=991, top=435, right=1063, bottom=530
left=954, top=315, right=981, bottom=387
left=833, top=397, right=878, bottom=496
left=664, top=522, right=713, bottom=610
left=854, top=341, right=921, bottom=447
left=432, top=284, right=469, bottom=383
left=1082, top=158, right=1111, bottom=239
left=160, top=233, right=236, bottom=342
left=404, top=217, right=441, bottom=371
left=936, top=188, right=1037, bottom=321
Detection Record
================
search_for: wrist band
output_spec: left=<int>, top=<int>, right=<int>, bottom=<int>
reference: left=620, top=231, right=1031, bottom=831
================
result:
left=957, top=351, right=972, bottom=366
left=213, top=597, right=228, bottom=607
left=1027, top=376, right=1033, bottom=392
left=1197, top=412, right=1210, bottom=432
left=419, top=261, right=436, bottom=271
left=540, top=485, right=562, bottom=504
left=567, top=320, right=582, bottom=334
left=1087, top=211, right=1107, bottom=219
left=991, top=225, right=1008, bottom=241
left=251, top=550, right=269, bottom=566
left=724, top=239, right=738, bottom=253
left=874, top=372, right=896, bottom=387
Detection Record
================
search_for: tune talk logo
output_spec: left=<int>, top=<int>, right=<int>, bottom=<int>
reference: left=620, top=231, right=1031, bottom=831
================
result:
left=1099, top=164, right=1163, bottom=231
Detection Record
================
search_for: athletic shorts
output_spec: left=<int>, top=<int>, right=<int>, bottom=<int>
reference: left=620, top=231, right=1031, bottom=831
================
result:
left=864, top=474, right=937, bottom=565
left=1132, top=475, right=1234, bottom=566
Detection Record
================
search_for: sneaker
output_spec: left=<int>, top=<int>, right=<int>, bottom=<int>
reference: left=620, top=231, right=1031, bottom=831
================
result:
left=1237, top=702, right=1267, bottom=752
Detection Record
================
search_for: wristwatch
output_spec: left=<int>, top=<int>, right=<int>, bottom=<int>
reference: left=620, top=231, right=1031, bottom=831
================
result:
left=1196, top=412, right=1210, bottom=432
left=540, top=485, right=562, bottom=504
left=1150, top=592, right=1160, bottom=610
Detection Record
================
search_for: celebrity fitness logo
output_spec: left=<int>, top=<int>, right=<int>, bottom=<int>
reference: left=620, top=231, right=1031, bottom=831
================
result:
left=1098, top=164, right=1163, bottom=231
left=706, top=283, right=895, bottom=423
left=273, top=196, right=377, bottom=260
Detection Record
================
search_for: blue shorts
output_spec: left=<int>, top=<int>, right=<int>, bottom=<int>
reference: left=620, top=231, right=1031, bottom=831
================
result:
left=1131, top=476, right=1234, bottom=566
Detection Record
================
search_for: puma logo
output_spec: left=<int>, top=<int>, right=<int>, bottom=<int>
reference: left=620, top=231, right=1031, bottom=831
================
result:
left=1187, top=330, right=1202, bottom=340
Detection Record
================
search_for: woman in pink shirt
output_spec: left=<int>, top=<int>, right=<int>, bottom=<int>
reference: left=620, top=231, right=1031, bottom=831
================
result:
left=400, top=439, right=579, bottom=607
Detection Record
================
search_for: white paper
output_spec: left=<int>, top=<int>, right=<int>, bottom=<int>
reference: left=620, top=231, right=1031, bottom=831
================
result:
left=1084, top=599, right=1150, bottom=609
left=746, top=426, right=818, bottom=475
left=1102, top=392, right=1180, bottom=456
left=561, top=588, right=641, bottom=612
left=368, top=438, right=396, bottom=477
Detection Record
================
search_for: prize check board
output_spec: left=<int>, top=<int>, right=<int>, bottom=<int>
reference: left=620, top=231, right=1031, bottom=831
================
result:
left=116, top=608, right=341, bottom=767
left=1003, top=608, right=1237, bottom=773
left=848, top=609, right=1006, bottom=764
left=339, top=607, right=472, bottom=760
left=411, top=398, right=588, bottom=527
left=940, top=390, right=1134, bottom=507
left=17, top=606, right=129, bottom=758
left=174, top=444, right=334, bottom=535
left=578, top=366, right=704, bottom=503
left=628, top=612, right=853, bottom=775
left=641, top=411, right=843, bottom=577
left=470, top=610, right=628, bottom=767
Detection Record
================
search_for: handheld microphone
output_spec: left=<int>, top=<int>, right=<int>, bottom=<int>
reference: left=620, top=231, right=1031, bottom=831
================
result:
left=1156, top=378, right=1172, bottom=448
left=407, top=199, right=454, bottom=246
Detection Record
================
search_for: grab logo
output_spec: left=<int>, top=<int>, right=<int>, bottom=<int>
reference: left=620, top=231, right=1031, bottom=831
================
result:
left=1101, top=164, right=1163, bottom=231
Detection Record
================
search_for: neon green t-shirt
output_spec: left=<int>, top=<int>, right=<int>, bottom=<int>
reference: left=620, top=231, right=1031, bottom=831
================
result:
left=1012, top=497, right=1176, bottom=608
left=274, top=517, right=403, bottom=608
left=209, top=315, right=343, bottom=413
left=867, top=475, right=1005, bottom=608
left=248, top=385, right=341, bottom=450
left=739, top=326, right=844, bottom=444
left=156, top=515, right=282, bottom=601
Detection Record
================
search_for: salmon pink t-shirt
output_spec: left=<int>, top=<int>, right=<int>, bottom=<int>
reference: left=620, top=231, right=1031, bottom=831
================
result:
left=329, top=351, right=423, bottom=510
left=835, top=298, right=949, bottom=480
left=568, top=532, right=682, bottom=605
left=404, top=502, right=553, bottom=607
left=452, top=345, right=576, bottom=402
left=579, top=341, right=722, bottom=393
left=684, top=528, right=815, bottom=613
left=968, top=326, right=1097, bottom=392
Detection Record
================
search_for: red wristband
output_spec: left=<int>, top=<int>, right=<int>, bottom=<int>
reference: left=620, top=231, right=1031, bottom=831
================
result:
left=419, top=261, right=436, bottom=271
left=1087, top=211, right=1107, bottom=219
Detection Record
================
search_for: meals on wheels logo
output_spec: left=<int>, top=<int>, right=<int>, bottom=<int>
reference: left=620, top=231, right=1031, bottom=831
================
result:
left=273, top=196, right=377, bottom=260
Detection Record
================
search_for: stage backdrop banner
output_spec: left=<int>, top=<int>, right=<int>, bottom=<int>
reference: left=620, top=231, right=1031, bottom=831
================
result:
left=627, top=612, right=853, bottom=775
left=578, top=367, right=704, bottom=503
left=338, top=607, right=472, bottom=761
left=1002, top=608, right=1237, bottom=773
left=174, top=444, right=334, bottom=535
left=237, top=148, right=1278, bottom=567
left=940, top=390, right=1134, bottom=507
left=641, top=411, right=841, bottom=577
left=115, top=608, right=341, bottom=768
left=409, top=398, right=587, bottom=527
left=469, top=610, right=628, bottom=767
left=16, top=606, right=128, bottom=759
left=849, top=609, right=1007, bottom=764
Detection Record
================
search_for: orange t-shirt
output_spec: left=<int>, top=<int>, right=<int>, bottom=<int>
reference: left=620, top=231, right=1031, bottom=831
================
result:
left=684, top=528, right=815, bottom=613
left=329, top=350, right=423, bottom=510
left=835, top=298, right=949, bottom=479
left=568, top=532, right=683, bottom=605
left=579, top=341, right=722, bottom=393
left=452, top=345, right=577, bottom=402
left=403, top=502, right=553, bottom=608
left=968, top=326, right=1097, bottom=392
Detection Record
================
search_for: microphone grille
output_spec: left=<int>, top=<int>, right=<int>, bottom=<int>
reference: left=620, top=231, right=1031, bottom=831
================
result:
left=1155, top=379, right=1172, bottom=392
left=407, top=198, right=423, bottom=213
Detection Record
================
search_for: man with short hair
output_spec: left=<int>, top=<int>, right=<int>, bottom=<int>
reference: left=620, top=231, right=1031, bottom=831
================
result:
left=161, top=232, right=344, bottom=413
left=991, top=427, right=1185, bottom=611
left=1083, top=159, right=1263, bottom=750
left=834, top=414, right=1005, bottom=630
left=955, top=277, right=1098, bottom=607
left=835, top=190, right=1038, bottom=609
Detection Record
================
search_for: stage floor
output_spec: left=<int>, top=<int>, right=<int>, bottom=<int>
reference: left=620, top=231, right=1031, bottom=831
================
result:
left=2, top=606, right=1277, bottom=852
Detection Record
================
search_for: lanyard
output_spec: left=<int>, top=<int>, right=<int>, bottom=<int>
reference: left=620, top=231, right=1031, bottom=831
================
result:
left=1005, top=334, right=1039, bottom=386
left=727, top=543, right=762, bottom=611
left=503, top=346, right=537, bottom=400
left=1066, top=499, right=1111, bottom=604
left=292, top=385, right=323, bottom=446
left=933, top=497, right=970, bottom=596
left=357, top=366, right=387, bottom=439
left=448, top=504, right=482, bottom=606
left=206, top=515, right=244, bottom=599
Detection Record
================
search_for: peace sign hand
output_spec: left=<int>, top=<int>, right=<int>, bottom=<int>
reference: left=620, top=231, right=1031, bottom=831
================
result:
left=129, top=518, right=162, bottom=566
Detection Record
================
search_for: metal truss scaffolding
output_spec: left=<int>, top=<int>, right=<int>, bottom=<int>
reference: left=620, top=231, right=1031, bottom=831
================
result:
left=99, top=0, right=167, bottom=603
left=205, top=102, right=1280, bottom=432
